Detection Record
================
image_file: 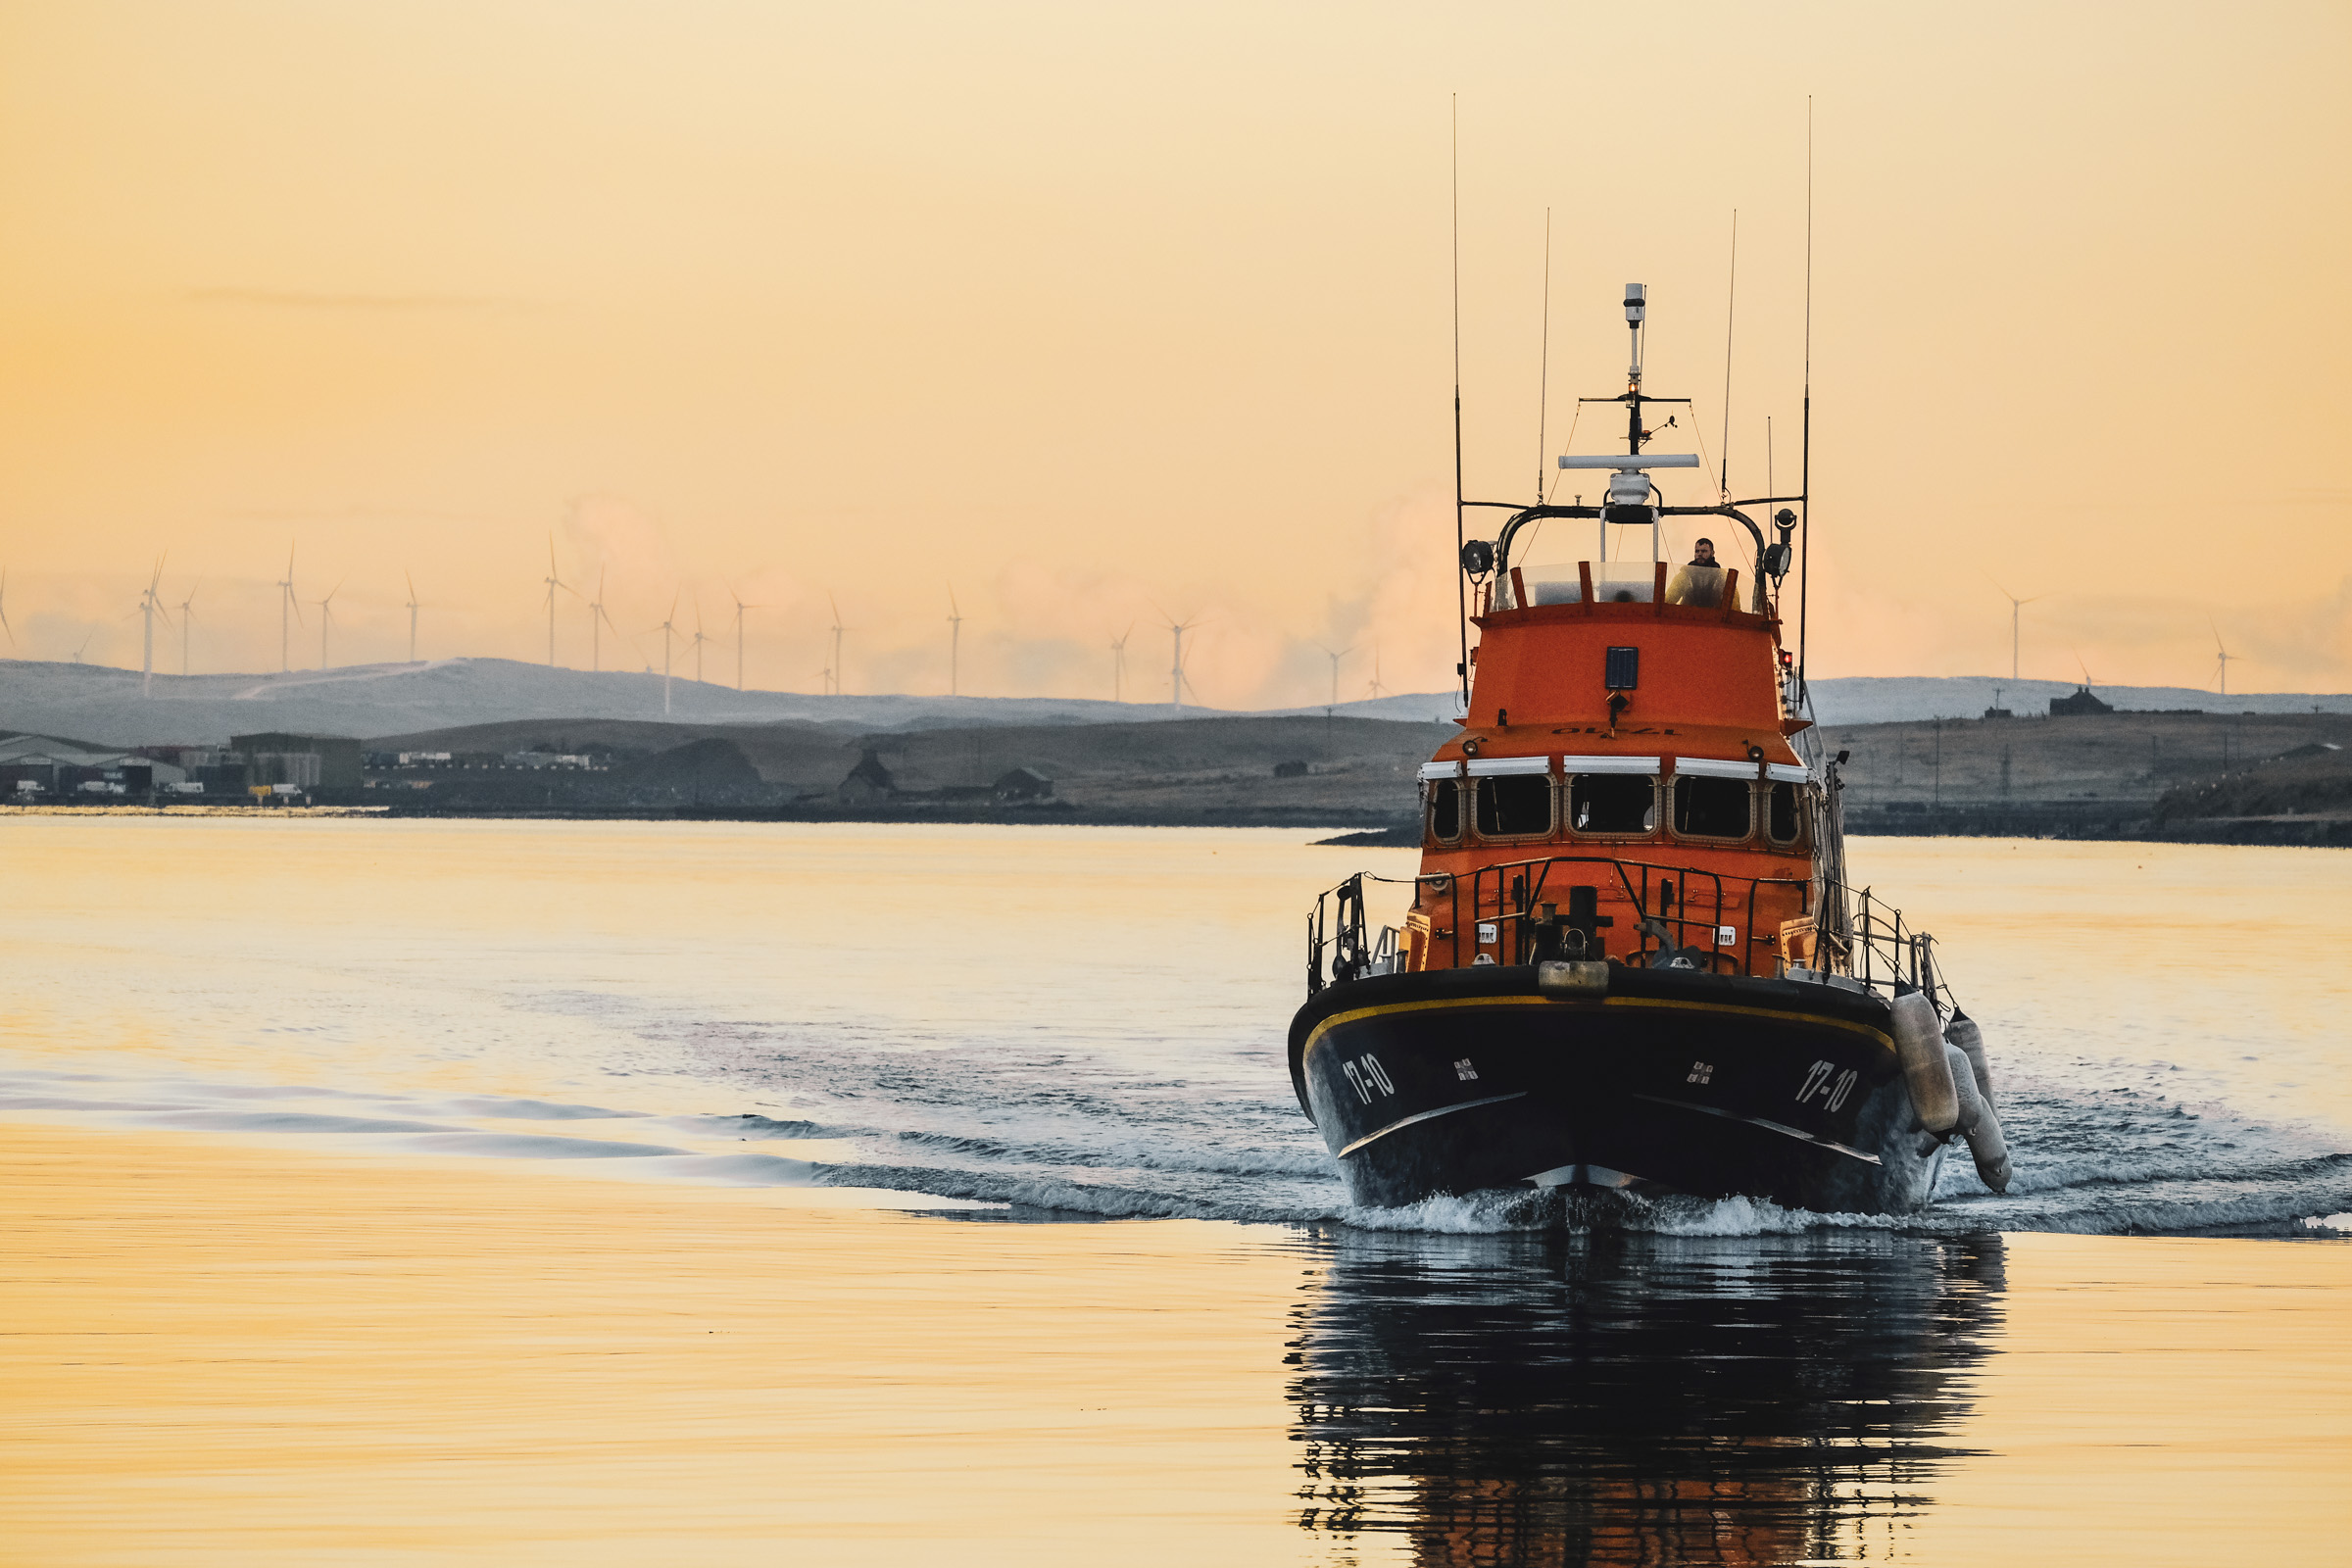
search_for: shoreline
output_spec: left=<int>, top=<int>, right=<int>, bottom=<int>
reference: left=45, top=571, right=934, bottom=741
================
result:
left=6, top=799, right=2347, bottom=846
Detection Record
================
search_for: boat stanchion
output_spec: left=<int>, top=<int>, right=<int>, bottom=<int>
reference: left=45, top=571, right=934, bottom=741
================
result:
left=1889, top=988, right=1961, bottom=1134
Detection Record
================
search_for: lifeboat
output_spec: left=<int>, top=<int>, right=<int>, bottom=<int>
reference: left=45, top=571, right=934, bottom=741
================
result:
left=1291, top=283, right=2010, bottom=1214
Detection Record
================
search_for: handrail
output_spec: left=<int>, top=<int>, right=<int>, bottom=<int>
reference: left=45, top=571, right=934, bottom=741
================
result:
left=1305, top=853, right=1812, bottom=995
left=1820, top=878, right=1960, bottom=1009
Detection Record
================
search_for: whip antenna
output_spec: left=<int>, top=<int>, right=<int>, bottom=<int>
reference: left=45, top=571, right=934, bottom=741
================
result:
left=1535, top=207, right=1551, bottom=505
left=1719, top=210, right=1737, bottom=501
left=1797, top=97, right=1814, bottom=699
left=1451, top=95, right=1469, bottom=709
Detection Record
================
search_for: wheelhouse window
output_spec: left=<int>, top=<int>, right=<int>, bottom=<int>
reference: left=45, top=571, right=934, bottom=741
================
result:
left=1474, top=774, right=1552, bottom=838
left=1673, top=775, right=1754, bottom=841
left=1767, top=781, right=1802, bottom=845
left=1567, top=773, right=1656, bottom=836
left=1427, top=778, right=1462, bottom=842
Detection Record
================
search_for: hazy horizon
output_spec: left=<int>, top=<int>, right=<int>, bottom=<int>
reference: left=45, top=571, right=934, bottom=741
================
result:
left=2, top=2, right=2344, bottom=706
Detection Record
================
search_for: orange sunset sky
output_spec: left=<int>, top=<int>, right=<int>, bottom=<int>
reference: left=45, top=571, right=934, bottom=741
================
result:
left=0, top=2, right=2344, bottom=704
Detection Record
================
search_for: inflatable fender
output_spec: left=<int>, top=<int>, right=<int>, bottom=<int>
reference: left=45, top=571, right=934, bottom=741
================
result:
left=1946, top=1040, right=2013, bottom=1193
left=1944, top=1008, right=1995, bottom=1101
left=1889, top=988, right=1960, bottom=1134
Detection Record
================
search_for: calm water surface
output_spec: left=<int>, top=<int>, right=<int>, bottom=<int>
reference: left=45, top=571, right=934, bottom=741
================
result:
left=4, top=818, right=2344, bottom=1232
left=4, top=818, right=2347, bottom=1563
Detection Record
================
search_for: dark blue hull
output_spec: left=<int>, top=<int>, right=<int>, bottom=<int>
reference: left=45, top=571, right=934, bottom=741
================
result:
left=1290, top=964, right=1936, bottom=1214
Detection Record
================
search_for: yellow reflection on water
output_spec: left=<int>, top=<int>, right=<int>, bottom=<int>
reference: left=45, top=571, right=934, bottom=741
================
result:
left=0, top=1123, right=1315, bottom=1568
left=1920, top=1234, right=2352, bottom=1568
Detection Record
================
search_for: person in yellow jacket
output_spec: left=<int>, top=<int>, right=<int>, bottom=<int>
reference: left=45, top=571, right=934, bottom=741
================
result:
left=1665, top=537, right=1728, bottom=607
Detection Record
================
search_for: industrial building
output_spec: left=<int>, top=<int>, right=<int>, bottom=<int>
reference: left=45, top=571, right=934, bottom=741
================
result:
left=228, top=733, right=364, bottom=795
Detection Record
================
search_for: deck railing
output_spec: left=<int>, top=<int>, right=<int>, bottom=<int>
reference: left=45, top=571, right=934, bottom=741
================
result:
left=1306, top=859, right=1953, bottom=1006
left=1307, top=854, right=1812, bottom=996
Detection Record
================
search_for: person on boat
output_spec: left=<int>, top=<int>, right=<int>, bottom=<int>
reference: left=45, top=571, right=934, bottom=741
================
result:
left=1666, top=537, right=1728, bottom=607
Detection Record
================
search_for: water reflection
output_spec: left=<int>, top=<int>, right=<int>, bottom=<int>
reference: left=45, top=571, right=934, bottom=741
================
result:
left=1289, top=1228, right=2006, bottom=1564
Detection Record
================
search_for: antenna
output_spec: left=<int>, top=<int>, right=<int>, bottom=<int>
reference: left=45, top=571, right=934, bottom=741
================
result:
left=316, top=579, right=342, bottom=669
left=2211, top=622, right=2242, bottom=696
left=404, top=569, right=420, bottom=662
left=1535, top=207, right=1550, bottom=505
left=1989, top=579, right=2046, bottom=681
left=177, top=584, right=197, bottom=674
left=1451, top=94, right=1469, bottom=710
left=1719, top=210, right=1737, bottom=500
left=947, top=586, right=964, bottom=697
left=1110, top=622, right=1132, bottom=702
left=1796, top=96, right=1814, bottom=700
left=277, top=543, right=302, bottom=673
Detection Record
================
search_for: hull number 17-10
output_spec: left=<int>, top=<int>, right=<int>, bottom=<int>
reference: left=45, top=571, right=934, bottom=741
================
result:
left=1794, top=1059, right=1858, bottom=1113
left=1343, top=1054, right=1396, bottom=1104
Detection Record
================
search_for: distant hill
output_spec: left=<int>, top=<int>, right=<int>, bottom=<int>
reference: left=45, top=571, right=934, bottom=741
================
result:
left=1800, top=676, right=2352, bottom=726
left=2, top=655, right=2343, bottom=749
left=0, top=658, right=1232, bottom=747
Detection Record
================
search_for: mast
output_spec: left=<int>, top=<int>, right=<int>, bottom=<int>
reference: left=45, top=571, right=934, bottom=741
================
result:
left=1624, top=282, right=1646, bottom=455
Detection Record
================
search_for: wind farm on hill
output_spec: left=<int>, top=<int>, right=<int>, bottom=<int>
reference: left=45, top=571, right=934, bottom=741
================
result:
left=0, top=531, right=2333, bottom=729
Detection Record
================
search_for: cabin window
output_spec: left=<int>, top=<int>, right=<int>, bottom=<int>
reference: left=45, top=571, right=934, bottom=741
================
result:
left=1672, top=775, right=1753, bottom=841
left=1767, top=781, right=1801, bottom=845
left=1474, top=774, right=1552, bottom=838
left=1427, top=779, right=1462, bottom=842
left=1567, top=773, right=1655, bottom=836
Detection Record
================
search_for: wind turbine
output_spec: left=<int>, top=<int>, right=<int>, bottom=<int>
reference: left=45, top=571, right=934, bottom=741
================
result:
left=728, top=588, right=763, bottom=691
left=2211, top=623, right=2243, bottom=696
left=588, top=568, right=609, bottom=671
left=827, top=592, right=847, bottom=697
left=590, top=570, right=633, bottom=673
left=650, top=595, right=680, bottom=715
left=137, top=557, right=170, bottom=693
left=687, top=596, right=711, bottom=684
left=1159, top=611, right=1201, bottom=708
left=1110, top=622, right=1132, bottom=703
left=0, top=567, right=15, bottom=651
left=946, top=586, right=964, bottom=697
left=176, top=585, right=198, bottom=674
left=404, top=570, right=420, bottom=662
left=276, top=544, right=302, bottom=673
left=542, top=536, right=577, bottom=667
left=1366, top=644, right=1390, bottom=701
left=1990, top=578, right=2045, bottom=682
left=1315, top=642, right=1354, bottom=712
left=316, top=580, right=343, bottom=669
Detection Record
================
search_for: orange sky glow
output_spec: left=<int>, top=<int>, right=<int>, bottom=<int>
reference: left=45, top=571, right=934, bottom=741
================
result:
left=0, top=1, right=2345, bottom=704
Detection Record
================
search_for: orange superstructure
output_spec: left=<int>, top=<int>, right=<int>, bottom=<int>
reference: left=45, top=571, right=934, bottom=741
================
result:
left=1396, top=580, right=1821, bottom=980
